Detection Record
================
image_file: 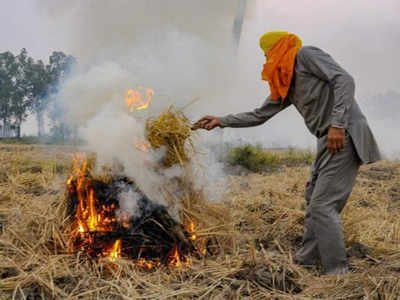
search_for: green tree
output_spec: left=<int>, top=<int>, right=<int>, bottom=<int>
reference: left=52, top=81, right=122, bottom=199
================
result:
left=0, top=49, right=76, bottom=139
left=25, top=59, right=50, bottom=137
left=11, top=48, right=33, bottom=138
left=46, top=51, right=76, bottom=141
left=0, top=51, right=18, bottom=137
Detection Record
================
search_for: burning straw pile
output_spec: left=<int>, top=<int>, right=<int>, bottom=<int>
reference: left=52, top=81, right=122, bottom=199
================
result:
left=65, top=155, right=197, bottom=267
left=61, top=106, right=232, bottom=268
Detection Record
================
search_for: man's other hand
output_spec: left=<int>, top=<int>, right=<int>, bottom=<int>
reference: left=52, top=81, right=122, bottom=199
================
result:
left=327, top=127, right=345, bottom=154
left=195, top=115, right=222, bottom=131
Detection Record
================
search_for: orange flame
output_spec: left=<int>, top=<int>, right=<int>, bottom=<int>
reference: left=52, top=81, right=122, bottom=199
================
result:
left=125, top=87, right=154, bottom=112
left=168, top=244, right=182, bottom=267
left=187, top=221, right=197, bottom=241
left=68, top=155, right=119, bottom=257
left=135, top=140, right=151, bottom=152
left=167, top=244, right=190, bottom=268
left=185, top=219, right=207, bottom=257
left=108, top=239, right=122, bottom=261
left=135, top=258, right=161, bottom=270
left=67, top=154, right=195, bottom=267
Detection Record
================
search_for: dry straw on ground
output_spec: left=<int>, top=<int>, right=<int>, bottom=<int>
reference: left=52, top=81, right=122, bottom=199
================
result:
left=0, top=145, right=399, bottom=299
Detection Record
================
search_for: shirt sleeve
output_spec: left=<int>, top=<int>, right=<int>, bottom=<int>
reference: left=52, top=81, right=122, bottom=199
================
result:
left=218, top=96, right=291, bottom=128
left=298, top=46, right=355, bottom=129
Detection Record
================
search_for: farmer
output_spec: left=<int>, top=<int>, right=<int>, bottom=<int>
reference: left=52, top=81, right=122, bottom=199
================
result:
left=195, top=31, right=381, bottom=275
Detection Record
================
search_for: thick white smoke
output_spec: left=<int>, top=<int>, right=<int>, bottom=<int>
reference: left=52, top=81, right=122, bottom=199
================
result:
left=44, top=1, right=242, bottom=205
left=36, top=0, right=400, bottom=204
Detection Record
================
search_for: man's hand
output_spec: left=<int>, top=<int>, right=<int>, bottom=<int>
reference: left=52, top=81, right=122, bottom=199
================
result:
left=194, top=115, right=222, bottom=131
left=327, top=127, right=345, bottom=154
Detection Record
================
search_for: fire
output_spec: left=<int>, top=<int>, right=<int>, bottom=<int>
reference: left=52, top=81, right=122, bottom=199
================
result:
left=67, top=155, right=118, bottom=257
left=135, top=140, right=151, bottom=152
left=167, top=244, right=189, bottom=268
left=135, top=258, right=161, bottom=270
left=67, top=154, right=197, bottom=268
left=185, top=219, right=207, bottom=257
left=187, top=221, right=197, bottom=241
left=125, top=87, right=154, bottom=112
left=107, top=239, right=122, bottom=261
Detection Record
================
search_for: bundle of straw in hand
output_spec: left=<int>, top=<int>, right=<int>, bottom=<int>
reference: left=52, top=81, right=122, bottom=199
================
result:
left=145, top=106, right=193, bottom=167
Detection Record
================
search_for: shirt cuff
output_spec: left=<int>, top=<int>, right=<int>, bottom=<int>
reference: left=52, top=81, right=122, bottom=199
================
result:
left=217, top=116, right=229, bottom=128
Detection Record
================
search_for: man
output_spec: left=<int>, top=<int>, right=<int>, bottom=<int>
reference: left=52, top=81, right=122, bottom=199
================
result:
left=196, top=31, right=381, bottom=275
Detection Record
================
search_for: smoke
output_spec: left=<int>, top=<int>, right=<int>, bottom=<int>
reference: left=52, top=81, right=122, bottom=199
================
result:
left=39, top=0, right=242, bottom=205
left=35, top=0, right=400, bottom=205
left=117, top=187, right=141, bottom=220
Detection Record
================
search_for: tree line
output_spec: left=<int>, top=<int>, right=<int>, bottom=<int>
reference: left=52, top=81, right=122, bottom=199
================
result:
left=0, top=48, right=75, bottom=139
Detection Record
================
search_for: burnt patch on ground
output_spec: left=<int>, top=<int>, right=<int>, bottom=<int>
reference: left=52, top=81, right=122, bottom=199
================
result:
left=0, top=214, right=5, bottom=233
left=388, top=184, right=400, bottom=209
left=347, top=242, right=371, bottom=259
left=0, top=267, right=19, bottom=279
left=21, top=165, right=43, bottom=174
left=54, top=275, right=81, bottom=294
left=360, top=166, right=398, bottom=181
left=20, top=183, right=47, bottom=196
left=0, top=169, right=8, bottom=183
left=234, top=263, right=302, bottom=294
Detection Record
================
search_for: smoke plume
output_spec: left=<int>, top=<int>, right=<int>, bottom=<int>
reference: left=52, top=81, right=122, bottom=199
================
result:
left=35, top=0, right=400, bottom=204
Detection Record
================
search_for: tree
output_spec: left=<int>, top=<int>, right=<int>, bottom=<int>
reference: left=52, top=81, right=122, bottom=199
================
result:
left=46, top=51, right=76, bottom=141
left=0, top=49, right=76, bottom=139
left=0, top=52, right=18, bottom=137
left=25, top=59, right=50, bottom=137
left=11, top=48, right=32, bottom=138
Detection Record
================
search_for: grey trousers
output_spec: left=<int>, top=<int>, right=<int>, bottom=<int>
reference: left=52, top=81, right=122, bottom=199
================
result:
left=296, top=133, right=361, bottom=274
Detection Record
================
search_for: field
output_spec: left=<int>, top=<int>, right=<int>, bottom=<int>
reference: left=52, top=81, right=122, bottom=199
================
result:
left=0, top=144, right=399, bottom=299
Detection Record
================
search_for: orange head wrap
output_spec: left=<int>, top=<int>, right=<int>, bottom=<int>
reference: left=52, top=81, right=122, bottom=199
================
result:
left=260, top=33, right=302, bottom=101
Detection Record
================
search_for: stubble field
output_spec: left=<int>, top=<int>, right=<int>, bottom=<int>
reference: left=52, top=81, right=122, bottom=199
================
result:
left=0, top=144, right=399, bottom=299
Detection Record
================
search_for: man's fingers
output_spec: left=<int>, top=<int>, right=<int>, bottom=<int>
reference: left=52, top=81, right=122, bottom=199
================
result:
left=205, top=120, right=215, bottom=130
left=201, top=115, right=214, bottom=122
left=335, top=137, right=344, bottom=153
left=327, top=127, right=345, bottom=155
left=205, top=120, right=219, bottom=130
left=199, top=119, right=210, bottom=127
left=327, top=139, right=334, bottom=154
left=197, top=119, right=212, bottom=127
left=196, top=116, right=215, bottom=128
left=328, top=141, right=339, bottom=154
left=195, top=116, right=221, bottom=131
left=328, top=138, right=344, bottom=154
left=334, top=141, right=339, bottom=154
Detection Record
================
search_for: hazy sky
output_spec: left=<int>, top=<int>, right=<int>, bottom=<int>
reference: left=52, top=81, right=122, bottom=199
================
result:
left=2, top=0, right=399, bottom=90
left=2, top=0, right=398, bottom=93
left=1, top=0, right=399, bottom=154
left=0, top=0, right=66, bottom=60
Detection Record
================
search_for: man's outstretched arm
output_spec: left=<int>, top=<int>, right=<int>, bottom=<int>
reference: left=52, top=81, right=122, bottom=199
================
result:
left=196, top=96, right=291, bottom=130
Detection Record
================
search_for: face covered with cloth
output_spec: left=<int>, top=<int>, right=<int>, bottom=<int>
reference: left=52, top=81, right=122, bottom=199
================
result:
left=260, top=31, right=302, bottom=102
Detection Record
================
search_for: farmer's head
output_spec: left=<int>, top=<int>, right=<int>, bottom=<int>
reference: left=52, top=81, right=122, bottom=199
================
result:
left=259, top=31, right=302, bottom=57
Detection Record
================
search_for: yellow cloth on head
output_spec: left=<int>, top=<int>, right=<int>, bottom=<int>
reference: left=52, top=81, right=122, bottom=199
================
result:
left=259, top=31, right=290, bottom=54
left=260, top=32, right=302, bottom=101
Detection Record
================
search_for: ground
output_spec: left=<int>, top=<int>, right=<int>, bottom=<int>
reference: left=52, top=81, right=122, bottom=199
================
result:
left=0, top=144, right=399, bottom=299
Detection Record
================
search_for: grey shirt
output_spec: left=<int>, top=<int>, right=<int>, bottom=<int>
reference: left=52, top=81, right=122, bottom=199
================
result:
left=219, top=46, right=381, bottom=164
